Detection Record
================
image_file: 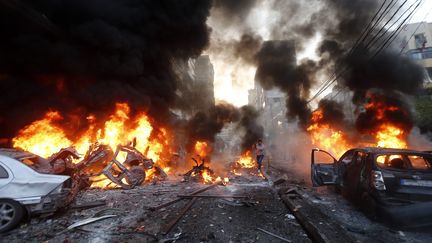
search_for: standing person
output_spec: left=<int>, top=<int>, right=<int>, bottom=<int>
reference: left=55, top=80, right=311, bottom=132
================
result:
left=254, top=139, right=265, bottom=172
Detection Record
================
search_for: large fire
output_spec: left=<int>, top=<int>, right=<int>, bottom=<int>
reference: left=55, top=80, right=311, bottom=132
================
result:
left=12, top=111, right=73, bottom=158
left=12, top=103, right=173, bottom=187
left=364, top=97, right=408, bottom=149
left=13, top=103, right=170, bottom=162
left=307, top=95, right=410, bottom=157
left=307, top=109, right=351, bottom=158
left=375, top=124, right=407, bottom=149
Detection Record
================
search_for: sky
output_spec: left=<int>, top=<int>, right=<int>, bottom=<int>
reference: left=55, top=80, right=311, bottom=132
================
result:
left=211, top=0, right=432, bottom=107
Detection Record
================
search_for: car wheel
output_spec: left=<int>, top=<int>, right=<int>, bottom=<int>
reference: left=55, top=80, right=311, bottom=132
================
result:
left=126, top=166, right=146, bottom=186
left=0, top=199, right=25, bottom=233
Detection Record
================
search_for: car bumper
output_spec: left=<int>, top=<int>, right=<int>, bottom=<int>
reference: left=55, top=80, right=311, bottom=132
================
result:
left=22, top=190, right=69, bottom=215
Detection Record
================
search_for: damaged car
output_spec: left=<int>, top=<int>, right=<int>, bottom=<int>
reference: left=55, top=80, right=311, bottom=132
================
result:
left=311, top=147, right=432, bottom=227
left=0, top=149, right=71, bottom=232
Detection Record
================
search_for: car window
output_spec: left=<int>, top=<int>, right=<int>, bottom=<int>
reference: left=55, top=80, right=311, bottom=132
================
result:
left=376, top=154, right=432, bottom=171
left=376, top=154, right=406, bottom=170
left=408, top=155, right=432, bottom=170
left=340, top=151, right=354, bottom=164
left=0, top=165, right=8, bottom=178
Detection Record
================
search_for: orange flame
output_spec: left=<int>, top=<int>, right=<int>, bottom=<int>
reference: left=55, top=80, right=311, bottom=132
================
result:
left=375, top=124, right=407, bottom=149
left=236, top=150, right=255, bottom=168
left=307, top=109, right=351, bottom=158
left=12, top=111, right=73, bottom=158
left=194, top=141, right=211, bottom=158
left=12, top=103, right=173, bottom=187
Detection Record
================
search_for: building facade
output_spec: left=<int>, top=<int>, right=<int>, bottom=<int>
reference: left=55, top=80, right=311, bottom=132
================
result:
left=248, top=40, right=296, bottom=135
left=398, top=22, right=432, bottom=83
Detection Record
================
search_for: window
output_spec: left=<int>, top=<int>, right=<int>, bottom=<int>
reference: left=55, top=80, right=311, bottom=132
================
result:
left=408, top=52, right=422, bottom=60
left=376, top=154, right=432, bottom=171
left=340, top=151, right=354, bottom=164
left=408, top=156, right=432, bottom=170
left=0, top=165, right=8, bottom=178
left=415, top=33, right=427, bottom=49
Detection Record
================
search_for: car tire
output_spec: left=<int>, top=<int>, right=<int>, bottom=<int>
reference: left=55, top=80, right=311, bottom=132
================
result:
left=0, top=199, right=25, bottom=233
left=126, top=166, right=146, bottom=186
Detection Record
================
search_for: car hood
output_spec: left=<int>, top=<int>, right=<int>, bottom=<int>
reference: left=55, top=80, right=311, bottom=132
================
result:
left=0, top=172, right=69, bottom=199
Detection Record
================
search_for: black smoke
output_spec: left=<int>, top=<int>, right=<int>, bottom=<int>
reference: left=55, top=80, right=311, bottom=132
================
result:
left=314, top=99, right=346, bottom=129
left=255, top=40, right=319, bottom=127
left=186, top=104, right=263, bottom=155
left=342, top=48, right=424, bottom=105
left=186, top=103, right=240, bottom=152
left=238, top=105, right=264, bottom=152
left=212, top=0, right=257, bottom=22
left=356, top=90, right=415, bottom=135
left=0, top=0, right=212, bottom=139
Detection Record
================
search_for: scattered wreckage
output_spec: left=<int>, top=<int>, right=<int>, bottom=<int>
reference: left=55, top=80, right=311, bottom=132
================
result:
left=0, top=141, right=167, bottom=232
left=311, top=147, right=432, bottom=227
left=183, top=157, right=215, bottom=182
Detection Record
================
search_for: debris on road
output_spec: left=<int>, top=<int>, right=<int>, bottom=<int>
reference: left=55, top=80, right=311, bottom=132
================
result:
left=257, top=227, right=292, bottom=242
left=66, top=214, right=118, bottom=231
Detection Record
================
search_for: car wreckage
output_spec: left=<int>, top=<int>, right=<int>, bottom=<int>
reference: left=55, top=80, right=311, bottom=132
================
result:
left=0, top=141, right=166, bottom=232
left=311, top=147, right=432, bottom=227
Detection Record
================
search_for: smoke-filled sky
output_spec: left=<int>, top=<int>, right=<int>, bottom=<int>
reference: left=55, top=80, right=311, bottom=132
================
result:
left=208, top=0, right=432, bottom=107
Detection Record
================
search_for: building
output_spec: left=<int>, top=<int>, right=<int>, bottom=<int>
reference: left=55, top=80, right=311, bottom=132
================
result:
left=248, top=40, right=296, bottom=134
left=191, top=55, right=215, bottom=113
left=172, top=55, right=215, bottom=118
left=398, top=22, right=432, bottom=84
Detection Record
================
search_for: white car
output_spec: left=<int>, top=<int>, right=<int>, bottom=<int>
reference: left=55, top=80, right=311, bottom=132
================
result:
left=0, top=149, right=71, bottom=233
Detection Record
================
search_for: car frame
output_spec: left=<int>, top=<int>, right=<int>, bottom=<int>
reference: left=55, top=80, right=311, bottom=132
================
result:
left=311, top=147, right=432, bottom=227
left=0, top=149, right=71, bottom=232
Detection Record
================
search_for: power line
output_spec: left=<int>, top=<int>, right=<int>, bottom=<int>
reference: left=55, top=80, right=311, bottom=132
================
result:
left=308, top=0, right=396, bottom=103
left=366, top=0, right=419, bottom=51
left=308, top=0, right=420, bottom=103
left=400, top=2, right=432, bottom=54
left=371, top=0, right=423, bottom=59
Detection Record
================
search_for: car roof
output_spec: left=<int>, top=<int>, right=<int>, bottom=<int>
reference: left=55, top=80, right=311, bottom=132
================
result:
left=354, top=147, right=432, bottom=155
left=0, top=148, right=38, bottom=160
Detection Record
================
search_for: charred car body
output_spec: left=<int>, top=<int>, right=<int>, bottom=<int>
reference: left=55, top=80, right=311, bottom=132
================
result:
left=311, top=147, right=432, bottom=227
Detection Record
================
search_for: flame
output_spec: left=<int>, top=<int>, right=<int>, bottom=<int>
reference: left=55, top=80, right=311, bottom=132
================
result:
left=202, top=169, right=214, bottom=183
left=12, top=103, right=173, bottom=188
left=236, top=150, right=255, bottom=168
left=307, top=109, right=351, bottom=158
left=363, top=95, right=409, bottom=149
left=194, top=141, right=211, bottom=158
left=375, top=124, right=407, bottom=149
left=12, top=111, right=73, bottom=158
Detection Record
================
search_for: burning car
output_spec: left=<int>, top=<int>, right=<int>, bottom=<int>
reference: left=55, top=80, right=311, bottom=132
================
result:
left=311, top=147, right=432, bottom=227
left=0, top=149, right=71, bottom=232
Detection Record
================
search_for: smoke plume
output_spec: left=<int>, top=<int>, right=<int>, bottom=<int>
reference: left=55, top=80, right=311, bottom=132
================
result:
left=0, top=0, right=212, bottom=139
left=186, top=103, right=240, bottom=152
left=238, top=105, right=264, bottom=152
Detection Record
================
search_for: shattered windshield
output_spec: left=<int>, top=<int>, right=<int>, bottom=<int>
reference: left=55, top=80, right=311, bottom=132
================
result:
left=376, top=154, right=432, bottom=171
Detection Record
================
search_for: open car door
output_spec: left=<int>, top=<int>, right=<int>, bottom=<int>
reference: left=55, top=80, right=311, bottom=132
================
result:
left=311, top=148, right=339, bottom=186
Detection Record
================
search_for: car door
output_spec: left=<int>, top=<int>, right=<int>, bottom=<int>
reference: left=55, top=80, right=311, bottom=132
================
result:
left=343, top=150, right=367, bottom=197
left=311, top=148, right=339, bottom=186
